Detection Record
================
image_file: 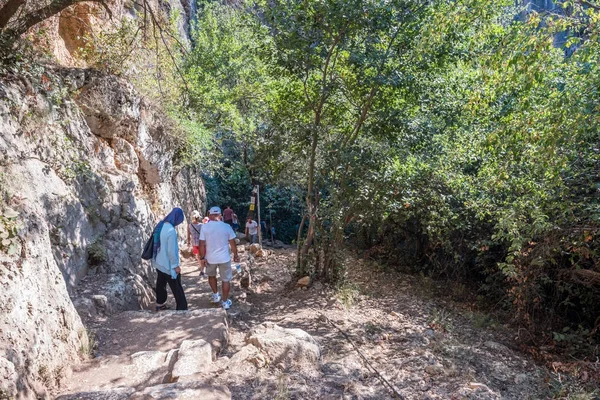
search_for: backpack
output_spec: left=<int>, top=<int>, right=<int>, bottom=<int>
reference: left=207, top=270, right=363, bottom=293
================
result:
left=141, top=235, right=154, bottom=260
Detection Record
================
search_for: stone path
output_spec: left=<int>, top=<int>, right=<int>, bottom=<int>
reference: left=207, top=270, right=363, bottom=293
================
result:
left=56, top=248, right=243, bottom=400
left=55, top=244, right=587, bottom=399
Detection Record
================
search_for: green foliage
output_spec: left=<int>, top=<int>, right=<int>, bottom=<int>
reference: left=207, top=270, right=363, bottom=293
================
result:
left=78, top=19, right=141, bottom=75
left=0, top=208, right=20, bottom=255
left=180, top=0, right=600, bottom=337
left=365, top=1, right=600, bottom=335
left=87, top=239, right=106, bottom=267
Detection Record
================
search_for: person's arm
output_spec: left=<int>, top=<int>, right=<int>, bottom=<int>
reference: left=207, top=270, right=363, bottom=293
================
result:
left=245, top=223, right=249, bottom=236
left=228, top=227, right=239, bottom=262
left=199, top=240, right=206, bottom=260
left=199, top=228, right=207, bottom=266
left=229, top=239, right=239, bottom=262
left=167, top=229, right=180, bottom=277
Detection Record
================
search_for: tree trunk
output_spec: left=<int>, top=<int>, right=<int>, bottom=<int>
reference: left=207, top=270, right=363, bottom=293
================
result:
left=0, top=0, right=26, bottom=30
left=298, top=128, right=319, bottom=272
left=1, top=0, right=111, bottom=39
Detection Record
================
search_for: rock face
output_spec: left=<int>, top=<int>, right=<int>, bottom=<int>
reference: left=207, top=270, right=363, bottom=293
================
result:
left=32, top=0, right=193, bottom=66
left=0, top=68, right=205, bottom=398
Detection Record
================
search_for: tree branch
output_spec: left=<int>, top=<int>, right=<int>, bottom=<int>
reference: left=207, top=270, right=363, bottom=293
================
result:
left=577, top=0, right=600, bottom=11
left=2, top=0, right=112, bottom=38
left=0, top=0, right=26, bottom=30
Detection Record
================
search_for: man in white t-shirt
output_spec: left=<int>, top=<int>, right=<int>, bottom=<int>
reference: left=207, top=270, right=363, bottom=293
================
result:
left=245, top=217, right=259, bottom=244
left=199, top=206, right=239, bottom=310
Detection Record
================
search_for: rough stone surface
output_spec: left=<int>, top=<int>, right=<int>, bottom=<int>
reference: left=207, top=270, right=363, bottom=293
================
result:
left=245, top=322, right=321, bottom=368
left=56, top=387, right=137, bottom=400
left=0, top=68, right=205, bottom=398
left=249, top=243, right=261, bottom=255
left=171, top=340, right=213, bottom=379
left=132, top=382, right=231, bottom=400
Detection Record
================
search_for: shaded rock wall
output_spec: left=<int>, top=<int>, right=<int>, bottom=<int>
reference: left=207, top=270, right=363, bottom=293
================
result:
left=0, top=67, right=205, bottom=399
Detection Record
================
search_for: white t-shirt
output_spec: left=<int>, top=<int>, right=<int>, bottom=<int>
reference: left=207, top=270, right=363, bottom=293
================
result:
left=246, top=220, right=258, bottom=235
left=199, top=221, right=236, bottom=264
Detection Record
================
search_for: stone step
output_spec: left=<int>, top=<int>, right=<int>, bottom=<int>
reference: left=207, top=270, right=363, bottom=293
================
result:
left=58, top=309, right=228, bottom=396
left=56, top=382, right=231, bottom=400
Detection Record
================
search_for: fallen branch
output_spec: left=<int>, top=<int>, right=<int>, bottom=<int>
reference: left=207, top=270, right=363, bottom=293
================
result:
left=312, top=308, right=404, bottom=399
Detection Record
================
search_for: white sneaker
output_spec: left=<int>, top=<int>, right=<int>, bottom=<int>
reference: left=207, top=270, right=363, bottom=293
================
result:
left=222, top=299, right=232, bottom=310
left=212, top=293, right=221, bottom=303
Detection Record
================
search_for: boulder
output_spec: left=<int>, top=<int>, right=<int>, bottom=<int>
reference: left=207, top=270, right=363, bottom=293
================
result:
left=245, top=323, right=320, bottom=369
left=249, top=243, right=261, bottom=255
left=129, top=351, right=172, bottom=384
left=171, top=340, right=212, bottom=379
left=230, top=344, right=267, bottom=369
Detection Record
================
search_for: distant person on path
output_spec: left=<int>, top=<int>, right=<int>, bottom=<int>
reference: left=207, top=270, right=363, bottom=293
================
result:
left=199, top=206, right=240, bottom=310
left=187, top=210, right=205, bottom=277
left=223, top=206, right=235, bottom=228
left=245, top=217, right=259, bottom=244
left=232, top=213, right=239, bottom=232
left=260, top=220, right=267, bottom=238
left=270, top=225, right=276, bottom=241
left=152, top=207, right=188, bottom=311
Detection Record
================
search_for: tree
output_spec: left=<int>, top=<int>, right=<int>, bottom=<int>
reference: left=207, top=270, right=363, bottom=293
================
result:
left=0, top=0, right=112, bottom=40
left=256, top=0, right=434, bottom=279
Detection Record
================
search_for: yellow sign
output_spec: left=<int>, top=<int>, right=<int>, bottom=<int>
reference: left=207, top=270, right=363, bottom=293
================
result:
left=249, top=204, right=255, bottom=211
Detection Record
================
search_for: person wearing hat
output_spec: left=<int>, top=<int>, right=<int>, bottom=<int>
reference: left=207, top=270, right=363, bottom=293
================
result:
left=187, top=210, right=205, bottom=276
left=199, top=206, right=240, bottom=310
left=152, top=207, right=188, bottom=311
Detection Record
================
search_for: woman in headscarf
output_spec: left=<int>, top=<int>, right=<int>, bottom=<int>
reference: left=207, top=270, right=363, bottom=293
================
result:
left=152, top=207, right=188, bottom=311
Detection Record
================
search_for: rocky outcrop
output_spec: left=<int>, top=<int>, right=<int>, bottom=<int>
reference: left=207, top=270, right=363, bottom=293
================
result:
left=0, top=67, right=205, bottom=398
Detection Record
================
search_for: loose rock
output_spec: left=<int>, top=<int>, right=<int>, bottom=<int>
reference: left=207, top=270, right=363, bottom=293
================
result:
left=246, top=322, right=320, bottom=368
left=297, top=276, right=311, bottom=287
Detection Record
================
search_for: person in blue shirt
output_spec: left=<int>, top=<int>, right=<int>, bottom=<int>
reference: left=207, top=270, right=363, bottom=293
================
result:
left=152, top=207, right=188, bottom=311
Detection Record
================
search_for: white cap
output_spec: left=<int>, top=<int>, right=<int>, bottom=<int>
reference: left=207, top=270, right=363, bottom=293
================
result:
left=192, top=210, right=201, bottom=219
left=209, top=206, right=221, bottom=215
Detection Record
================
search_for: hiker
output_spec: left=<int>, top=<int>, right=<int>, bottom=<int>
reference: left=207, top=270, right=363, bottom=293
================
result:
left=245, top=216, right=258, bottom=244
left=223, top=205, right=235, bottom=228
left=152, top=207, right=188, bottom=311
left=270, top=225, right=276, bottom=241
left=232, top=212, right=239, bottom=232
left=187, top=210, right=205, bottom=277
left=199, top=206, right=240, bottom=310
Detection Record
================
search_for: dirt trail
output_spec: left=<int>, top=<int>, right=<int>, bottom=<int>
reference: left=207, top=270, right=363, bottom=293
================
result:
left=219, top=248, right=556, bottom=400
left=58, top=245, right=564, bottom=399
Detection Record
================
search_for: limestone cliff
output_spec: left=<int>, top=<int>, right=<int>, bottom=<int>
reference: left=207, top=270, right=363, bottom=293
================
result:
left=0, top=66, right=205, bottom=399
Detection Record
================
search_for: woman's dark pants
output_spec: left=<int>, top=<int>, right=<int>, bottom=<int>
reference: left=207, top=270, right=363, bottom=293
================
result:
left=156, top=270, right=188, bottom=310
